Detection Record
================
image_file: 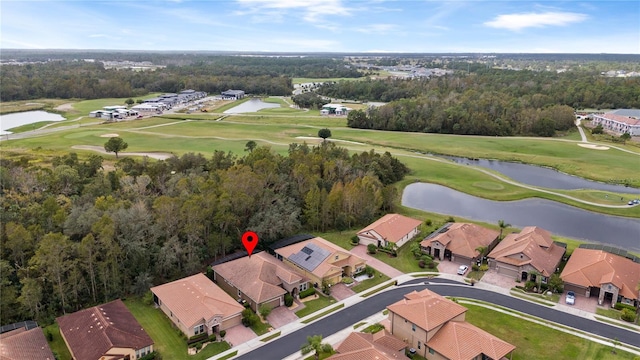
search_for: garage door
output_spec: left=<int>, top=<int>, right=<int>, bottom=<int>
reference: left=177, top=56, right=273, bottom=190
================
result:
left=497, top=265, right=518, bottom=279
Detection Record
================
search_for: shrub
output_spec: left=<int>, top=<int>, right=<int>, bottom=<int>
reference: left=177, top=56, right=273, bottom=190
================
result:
left=446, top=216, right=455, bottom=223
left=427, top=261, right=436, bottom=269
left=479, top=264, right=489, bottom=272
left=472, top=264, right=480, bottom=272
left=350, top=236, right=360, bottom=245
left=195, top=342, right=202, bottom=350
left=364, top=265, right=375, bottom=277
left=45, top=330, right=53, bottom=342
left=242, top=308, right=258, bottom=327
left=143, top=291, right=154, bottom=306
left=621, top=308, right=636, bottom=322
left=187, top=333, right=207, bottom=345
left=614, top=303, right=637, bottom=312
left=548, top=274, right=564, bottom=293
left=284, top=293, right=294, bottom=307
left=300, top=287, right=316, bottom=299
left=524, top=281, right=536, bottom=291
left=259, top=304, right=272, bottom=318
left=342, top=277, right=354, bottom=284
left=367, top=243, right=377, bottom=254
left=322, top=281, right=331, bottom=295
left=219, top=330, right=226, bottom=338
left=418, top=260, right=425, bottom=268
left=139, top=352, right=158, bottom=360
left=208, top=334, right=216, bottom=342
left=425, top=219, right=432, bottom=226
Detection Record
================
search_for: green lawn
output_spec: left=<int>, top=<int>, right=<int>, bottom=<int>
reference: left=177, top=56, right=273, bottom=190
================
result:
left=295, top=296, right=337, bottom=318
left=464, top=304, right=637, bottom=360
left=250, top=318, right=272, bottom=336
left=351, top=271, right=391, bottom=293
left=43, top=323, right=72, bottom=360
left=369, top=240, right=433, bottom=274
left=124, top=298, right=230, bottom=360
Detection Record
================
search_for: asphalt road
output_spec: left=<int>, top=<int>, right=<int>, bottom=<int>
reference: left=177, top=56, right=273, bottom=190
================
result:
left=237, top=279, right=640, bottom=360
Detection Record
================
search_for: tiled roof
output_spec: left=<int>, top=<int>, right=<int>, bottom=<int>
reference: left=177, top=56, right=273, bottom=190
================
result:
left=427, top=321, right=515, bottom=360
left=387, top=289, right=467, bottom=331
left=330, top=330, right=406, bottom=360
left=421, top=223, right=499, bottom=259
left=358, top=214, right=422, bottom=244
left=56, top=299, right=153, bottom=360
left=561, top=248, right=640, bottom=300
left=0, top=327, right=55, bottom=360
left=275, top=237, right=365, bottom=279
left=596, top=113, right=640, bottom=126
left=213, top=252, right=304, bottom=304
left=487, top=227, right=565, bottom=276
left=150, top=273, right=244, bottom=328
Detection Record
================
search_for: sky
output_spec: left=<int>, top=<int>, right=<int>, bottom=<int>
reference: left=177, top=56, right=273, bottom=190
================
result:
left=1, top=0, right=639, bottom=53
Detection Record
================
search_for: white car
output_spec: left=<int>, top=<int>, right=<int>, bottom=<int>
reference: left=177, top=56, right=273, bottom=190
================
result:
left=565, top=291, right=576, bottom=305
left=457, top=265, right=469, bottom=275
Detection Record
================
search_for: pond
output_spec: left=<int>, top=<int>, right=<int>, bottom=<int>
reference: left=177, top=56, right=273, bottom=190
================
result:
left=0, top=110, right=66, bottom=135
left=402, top=183, right=640, bottom=252
left=223, top=98, right=281, bottom=114
left=438, top=155, right=640, bottom=194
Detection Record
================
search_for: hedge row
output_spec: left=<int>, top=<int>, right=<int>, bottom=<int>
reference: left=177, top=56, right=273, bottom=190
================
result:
left=300, top=288, right=316, bottom=299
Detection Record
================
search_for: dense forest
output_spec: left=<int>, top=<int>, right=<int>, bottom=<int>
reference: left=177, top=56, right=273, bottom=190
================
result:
left=0, top=56, right=360, bottom=101
left=0, top=143, right=409, bottom=325
left=315, top=69, right=640, bottom=136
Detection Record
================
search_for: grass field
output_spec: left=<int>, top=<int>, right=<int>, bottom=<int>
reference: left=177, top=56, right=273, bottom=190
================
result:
left=464, top=304, right=637, bottom=360
left=350, top=272, right=391, bottom=293
left=44, top=323, right=72, bottom=360
left=124, top=298, right=230, bottom=360
left=295, top=296, right=337, bottom=318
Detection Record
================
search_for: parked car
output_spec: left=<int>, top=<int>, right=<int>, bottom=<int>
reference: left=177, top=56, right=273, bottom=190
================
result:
left=565, top=291, right=576, bottom=305
left=629, top=201, right=634, bottom=206
left=457, top=265, right=469, bottom=275
left=137, top=115, right=143, bottom=119
left=634, top=199, right=639, bottom=204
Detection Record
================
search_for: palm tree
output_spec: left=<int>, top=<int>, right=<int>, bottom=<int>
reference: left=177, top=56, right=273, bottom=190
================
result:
left=301, top=335, right=332, bottom=360
left=475, top=246, right=488, bottom=264
left=498, top=219, right=511, bottom=240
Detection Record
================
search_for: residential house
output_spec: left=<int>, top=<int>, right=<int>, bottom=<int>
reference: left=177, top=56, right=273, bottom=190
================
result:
left=561, top=248, right=640, bottom=307
left=0, top=323, right=55, bottom=360
left=56, top=299, right=153, bottom=360
left=328, top=329, right=407, bottom=359
left=212, top=251, right=309, bottom=312
left=151, top=273, right=244, bottom=337
left=487, top=226, right=565, bottom=283
left=387, top=288, right=515, bottom=360
left=357, top=214, right=422, bottom=248
left=421, top=223, right=500, bottom=265
left=274, top=237, right=366, bottom=287
left=320, top=104, right=351, bottom=116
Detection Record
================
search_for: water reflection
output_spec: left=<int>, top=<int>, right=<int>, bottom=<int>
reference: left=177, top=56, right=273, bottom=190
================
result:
left=402, top=182, right=640, bottom=252
left=223, top=98, right=281, bottom=114
left=0, top=110, right=66, bottom=135
left=438, top=155, right=639, bottom=194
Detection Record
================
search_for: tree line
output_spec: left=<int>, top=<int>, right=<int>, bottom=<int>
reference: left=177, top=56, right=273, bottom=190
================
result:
left=0, top=142, right=409, bottom=325
left=0, top=56, right=361, bottom=101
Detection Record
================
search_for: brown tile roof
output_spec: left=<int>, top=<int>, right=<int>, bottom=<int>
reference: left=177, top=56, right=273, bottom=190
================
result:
left=213, top=252, right=303, bottom=304
left=0, top=327, right=55, bottom=360
left=598, top=113, right=640, bottom=126
left=387, top=289, right=467, bottom=331
left=56, top=299, right=153, bottom=360
left=421, top=223, right=499, bottom=259
left=487, top=226, right=565, bottom=276
left=150, top=273, right=244, bottom=328
left=427, top=321, right=516, bottom=360
left=358, top=214, right=422, bottom=244
left=330, top=330, right=406, bottom=360
left=275, top=237, right=366, bottom=280
left=561, top=248, right=640, bottom=300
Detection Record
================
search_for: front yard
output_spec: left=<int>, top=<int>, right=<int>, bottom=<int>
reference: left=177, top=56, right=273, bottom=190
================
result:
left=295, top=296, right=337, bottom=318
left=125, top=298, right=230, bottom=360
left=351, top=271, right=391, bottom=293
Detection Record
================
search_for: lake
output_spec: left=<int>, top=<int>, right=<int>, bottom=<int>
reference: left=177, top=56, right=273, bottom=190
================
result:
left=438, top=155, right=640, bottom=194
left=402, top=182, right=640, bottom=252
left=223, top=98, right=280, bottom=114
left=0, top=110, right=66, bottom=135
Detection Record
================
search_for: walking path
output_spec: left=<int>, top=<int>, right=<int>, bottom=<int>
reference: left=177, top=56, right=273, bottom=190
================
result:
left=209, top=272, right=640, bottom=360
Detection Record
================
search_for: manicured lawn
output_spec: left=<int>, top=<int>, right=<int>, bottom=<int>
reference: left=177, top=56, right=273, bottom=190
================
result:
left=124, top=298, right=230, bottom=360
left=315, top=230, right=358, bottom=250
left=43, top=323, right=72, bottom=360
left=464, top=304, right=637, bottom=360
left=351, top=271, right=391, bottom=293
left=369, top=240, right=433, bottom=274
left=301, top=304, right=345, bottom=324
left=251, top=318, right=272, bottom=336
left=295, top=296, right=337, bottom=318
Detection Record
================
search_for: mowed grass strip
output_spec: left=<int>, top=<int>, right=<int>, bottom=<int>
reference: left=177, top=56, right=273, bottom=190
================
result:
left=301, top=304, right=345, bottom=324
left=464, top=304, right=637, bottom=360
left=295, top=296, right=337, bottom=318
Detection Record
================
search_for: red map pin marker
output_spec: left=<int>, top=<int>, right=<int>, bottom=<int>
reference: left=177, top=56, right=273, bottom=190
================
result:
left=242, top=231, right=258, bottom=257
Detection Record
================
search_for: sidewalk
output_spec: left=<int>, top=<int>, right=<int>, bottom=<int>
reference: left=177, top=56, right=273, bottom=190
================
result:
left=209, top=272, right=640, bottom=360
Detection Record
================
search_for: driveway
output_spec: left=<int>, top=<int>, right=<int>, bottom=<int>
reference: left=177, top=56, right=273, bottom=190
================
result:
left=330, top=283, right=355, bottom=301
left=267, top=306, right=299, bottom=329
left=350, top=245, right=403, bottom=278
left=481, top=269, right=518, bottom=289
left=437, top=259, right=469, bottom=278
left=223, top=324, right=257, bottom=347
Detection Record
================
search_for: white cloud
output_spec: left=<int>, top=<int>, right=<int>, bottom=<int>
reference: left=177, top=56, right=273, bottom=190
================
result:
left=355, top=23, right=397, bottom=34
left=235, top=0, right=351, bottom=24
left=484, top=11, right=588, bottom=31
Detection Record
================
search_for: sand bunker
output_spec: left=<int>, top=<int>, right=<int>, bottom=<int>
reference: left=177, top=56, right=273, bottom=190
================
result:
left=71, top=145, right=173, bottom=160
left=295, top=136, right=365, bottom=145
left=578, top=143, right=610, bottom=150
left=100, top=133, right=120, bottom=138
left=54, top=103, right=74, bottom=111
